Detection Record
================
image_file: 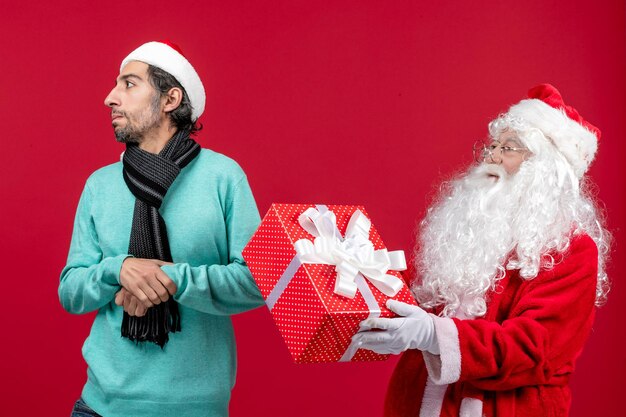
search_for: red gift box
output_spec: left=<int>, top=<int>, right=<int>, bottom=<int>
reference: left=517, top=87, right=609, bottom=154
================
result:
left=242, top=203, right=417, bottom=363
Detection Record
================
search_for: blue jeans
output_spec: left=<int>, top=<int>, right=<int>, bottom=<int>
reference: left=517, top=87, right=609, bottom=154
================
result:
left=70, top=399, right=102, bottom=417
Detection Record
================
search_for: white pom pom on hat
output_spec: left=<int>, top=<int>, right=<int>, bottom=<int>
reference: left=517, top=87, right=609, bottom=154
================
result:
left=121, top=40, right=206, bottom=121
left=507, top=83, right=600, bottom=178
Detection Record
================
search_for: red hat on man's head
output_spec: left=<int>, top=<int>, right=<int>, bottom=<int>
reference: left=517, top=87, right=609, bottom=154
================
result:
left=507, top=83, right=599, bottom=178
left=121, top=40, right=206, bottom=121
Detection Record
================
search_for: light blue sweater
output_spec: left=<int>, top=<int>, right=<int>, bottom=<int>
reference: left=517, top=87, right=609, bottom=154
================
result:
left=59, top=149, right=264, bottom=417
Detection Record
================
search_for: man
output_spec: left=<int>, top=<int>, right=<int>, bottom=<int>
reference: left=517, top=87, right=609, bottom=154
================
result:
left=353, top=84, right=611, bottom=417
left=59, top=41, right=264, bottom=417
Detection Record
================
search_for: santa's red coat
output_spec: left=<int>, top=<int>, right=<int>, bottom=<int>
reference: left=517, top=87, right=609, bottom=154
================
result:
left=385, top=234, right=599, bottom=417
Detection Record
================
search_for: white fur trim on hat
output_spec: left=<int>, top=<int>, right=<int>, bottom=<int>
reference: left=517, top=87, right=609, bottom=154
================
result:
left=121, top=41, right=206, bottom=121
left=507, top=99, right=598, bottom=178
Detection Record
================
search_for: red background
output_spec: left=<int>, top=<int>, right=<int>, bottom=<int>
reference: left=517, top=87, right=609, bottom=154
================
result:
left=1, top=1, right=624, bottom=416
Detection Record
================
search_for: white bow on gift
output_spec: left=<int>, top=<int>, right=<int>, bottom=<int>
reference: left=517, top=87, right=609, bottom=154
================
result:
left=294, top=207, right=407, bottom=299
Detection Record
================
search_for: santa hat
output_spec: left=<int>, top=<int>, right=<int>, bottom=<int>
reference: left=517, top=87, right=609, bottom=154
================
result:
left=121, top=40, right=205, bottom=121
left=507, top=84, right=600, bottom=178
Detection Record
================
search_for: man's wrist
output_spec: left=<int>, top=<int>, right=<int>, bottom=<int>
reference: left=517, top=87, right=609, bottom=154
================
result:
left=105, top=254, right=134, bottom=286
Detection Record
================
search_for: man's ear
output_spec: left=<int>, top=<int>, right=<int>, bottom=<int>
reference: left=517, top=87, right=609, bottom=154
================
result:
left=163, top=87, right=183, bottom=113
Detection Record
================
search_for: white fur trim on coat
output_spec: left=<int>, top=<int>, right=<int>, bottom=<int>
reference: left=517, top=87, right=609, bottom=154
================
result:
left=460, top=397, right=483, bottom=417
left=422, top=315, right=462, bottom=385
left=419, top=378, right=448, bottom=417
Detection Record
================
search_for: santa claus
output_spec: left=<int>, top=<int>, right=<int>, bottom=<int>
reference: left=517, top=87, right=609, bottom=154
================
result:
left=352, top=84, right=611, bottom=417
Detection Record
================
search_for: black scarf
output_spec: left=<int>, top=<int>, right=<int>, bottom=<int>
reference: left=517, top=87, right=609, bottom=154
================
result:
left=121, top=129, right=201, bottom=347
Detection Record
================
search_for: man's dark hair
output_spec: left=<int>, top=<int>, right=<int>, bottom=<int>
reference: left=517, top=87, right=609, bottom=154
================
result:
left=147, top=64, right=202, bottom=135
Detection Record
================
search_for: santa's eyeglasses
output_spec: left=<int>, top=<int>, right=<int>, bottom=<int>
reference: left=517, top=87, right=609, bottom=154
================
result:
left=472, top=140, right=529, bottom=163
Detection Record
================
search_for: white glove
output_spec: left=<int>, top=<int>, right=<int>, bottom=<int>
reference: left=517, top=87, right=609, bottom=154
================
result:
left=352, top=299, right=440, bottom=355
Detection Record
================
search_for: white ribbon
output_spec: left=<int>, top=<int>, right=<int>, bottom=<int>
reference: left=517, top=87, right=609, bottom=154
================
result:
left=338, top=274, right=381, bottom=361
left=294, top=206, right=407, bottom=299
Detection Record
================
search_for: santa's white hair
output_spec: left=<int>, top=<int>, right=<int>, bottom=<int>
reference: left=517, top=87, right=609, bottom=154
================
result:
left=413, top=114, right=611, bottom=318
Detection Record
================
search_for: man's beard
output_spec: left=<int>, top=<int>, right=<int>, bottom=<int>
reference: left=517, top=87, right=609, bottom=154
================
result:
left=412, top=163, right=529, bottom=318
left=113, top=95, right=161, bottom=144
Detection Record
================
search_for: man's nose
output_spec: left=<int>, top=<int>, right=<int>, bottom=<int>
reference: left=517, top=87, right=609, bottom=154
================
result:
left=104, top=87, right=119, bottom=108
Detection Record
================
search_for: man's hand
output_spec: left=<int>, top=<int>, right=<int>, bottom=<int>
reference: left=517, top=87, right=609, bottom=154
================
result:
left=115, top=288, right=149, bottom=317
left=351, top=300, right=440, bottom=355
left=119, top=258, right=177, bottom=308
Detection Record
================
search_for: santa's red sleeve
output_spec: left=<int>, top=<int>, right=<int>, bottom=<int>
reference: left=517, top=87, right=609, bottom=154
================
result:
left=420, top=234, right=598, bottom=391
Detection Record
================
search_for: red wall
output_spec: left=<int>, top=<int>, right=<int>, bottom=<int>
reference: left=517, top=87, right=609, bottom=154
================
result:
left=1, top=1, right=624, bottom=416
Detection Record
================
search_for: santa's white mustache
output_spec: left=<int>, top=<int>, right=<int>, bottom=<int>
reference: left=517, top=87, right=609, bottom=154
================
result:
left=475, top=163, right=509, bottom=179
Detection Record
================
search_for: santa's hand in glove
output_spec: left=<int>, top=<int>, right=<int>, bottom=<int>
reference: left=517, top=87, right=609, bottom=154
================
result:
left=352, top=299, right=440, bottom=355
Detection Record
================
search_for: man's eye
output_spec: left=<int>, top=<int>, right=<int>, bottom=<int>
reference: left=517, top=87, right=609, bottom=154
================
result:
left=126, top=81, right=134, bottom=88
left=488, top=145, right=498, bottom=151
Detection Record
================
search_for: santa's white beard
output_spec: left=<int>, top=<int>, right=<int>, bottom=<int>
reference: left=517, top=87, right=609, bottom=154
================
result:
left=412, top=160, right=578, bottom=318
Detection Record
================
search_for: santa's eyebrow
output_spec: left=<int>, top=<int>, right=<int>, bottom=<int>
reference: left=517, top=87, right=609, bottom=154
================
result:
left=495, top=135, right=522, bottom=145
left=501, top=138, right=523, bottom=146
